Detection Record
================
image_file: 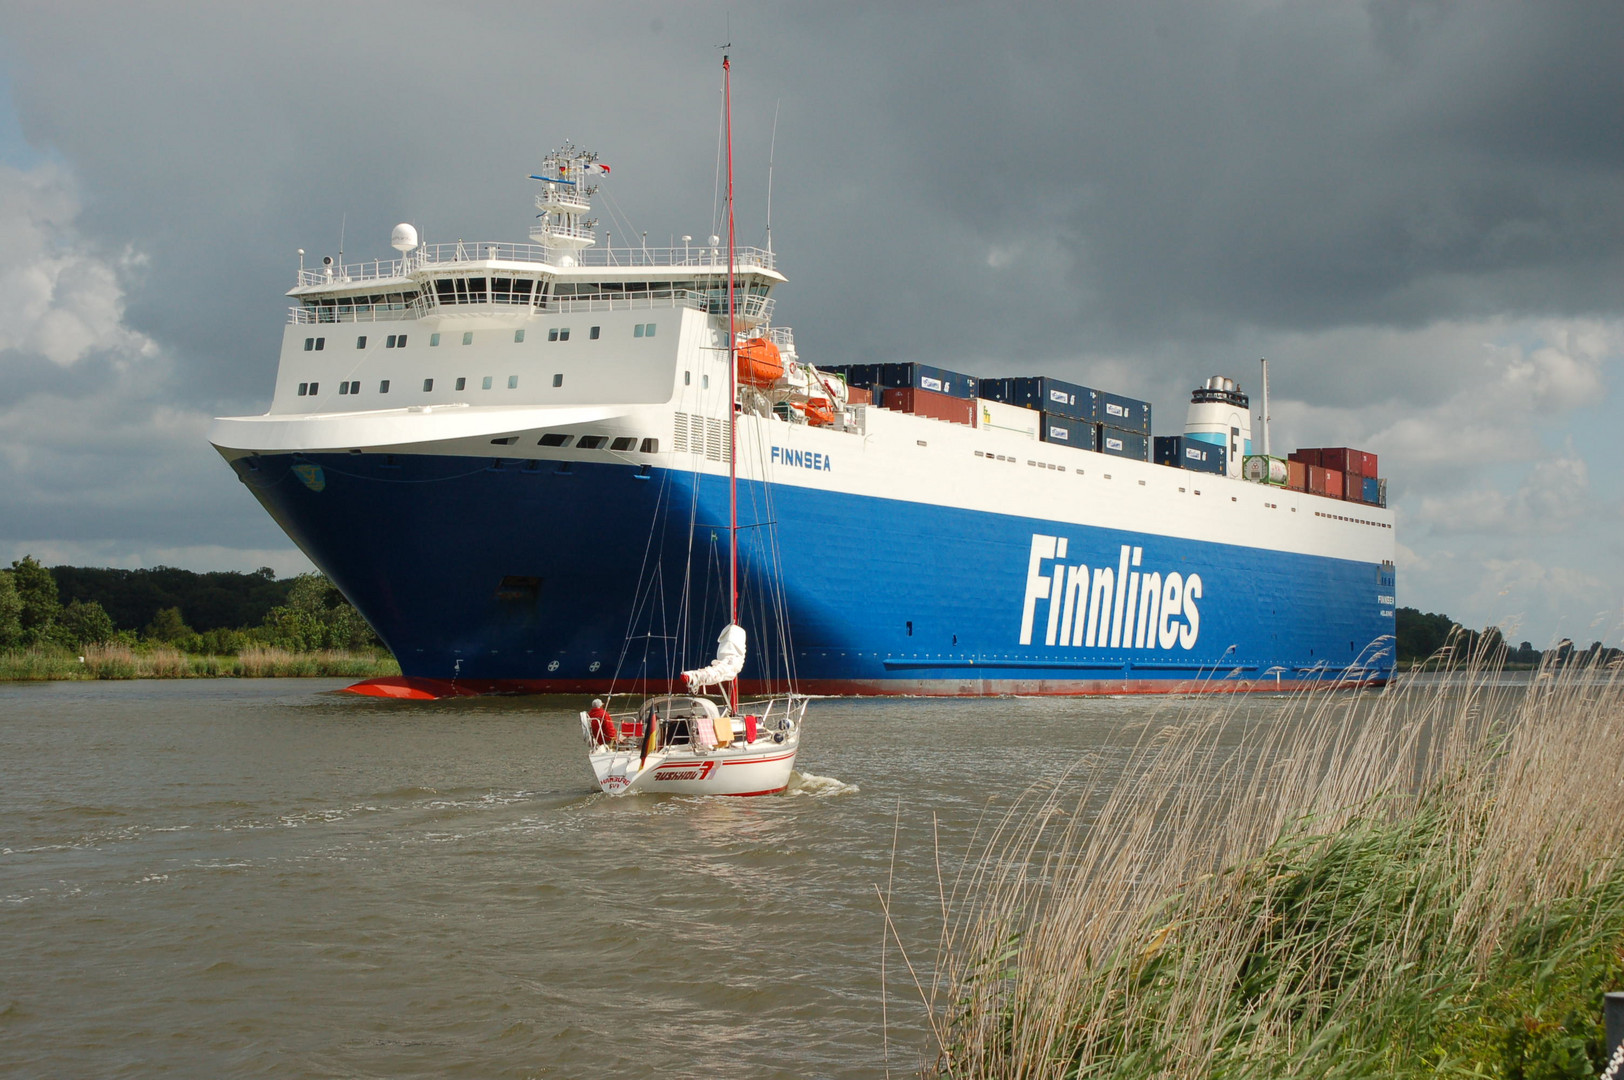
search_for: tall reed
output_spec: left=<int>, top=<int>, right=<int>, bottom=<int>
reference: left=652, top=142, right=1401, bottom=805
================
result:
left=921, top=638, right=1624, bottom=1078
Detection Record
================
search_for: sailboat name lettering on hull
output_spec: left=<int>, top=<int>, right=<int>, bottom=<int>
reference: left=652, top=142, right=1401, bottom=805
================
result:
left=770, top=446, right=833, bottom=472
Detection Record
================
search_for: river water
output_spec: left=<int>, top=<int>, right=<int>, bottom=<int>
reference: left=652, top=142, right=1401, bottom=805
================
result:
left=1, top=679, right=1337, bottom=1078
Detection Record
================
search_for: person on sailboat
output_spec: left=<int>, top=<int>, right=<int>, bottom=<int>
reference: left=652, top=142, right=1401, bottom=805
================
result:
left=586, top=699, right=616, bottom=745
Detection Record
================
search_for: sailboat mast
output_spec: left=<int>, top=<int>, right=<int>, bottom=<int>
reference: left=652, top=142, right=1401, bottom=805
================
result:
left=724, top=53, right=739, bottom=713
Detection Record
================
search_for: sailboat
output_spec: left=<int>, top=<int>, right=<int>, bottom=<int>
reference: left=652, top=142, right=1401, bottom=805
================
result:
left=581, top=53, right=807, bottom=797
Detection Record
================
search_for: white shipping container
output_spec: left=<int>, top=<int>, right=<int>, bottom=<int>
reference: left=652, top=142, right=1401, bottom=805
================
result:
left=976, top=397, right=1039, bottom=440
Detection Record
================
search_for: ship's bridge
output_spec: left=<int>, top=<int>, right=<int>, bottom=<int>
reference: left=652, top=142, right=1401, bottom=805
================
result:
left=287, top=241, right=782, bottom=329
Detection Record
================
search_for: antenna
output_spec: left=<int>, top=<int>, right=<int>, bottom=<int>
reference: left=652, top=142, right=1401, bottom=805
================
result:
left=1260, top=357, right=1272, bottom=458
left=337, top=213, right=346, bottom=273
left=766, top=98, right=780, bottom=256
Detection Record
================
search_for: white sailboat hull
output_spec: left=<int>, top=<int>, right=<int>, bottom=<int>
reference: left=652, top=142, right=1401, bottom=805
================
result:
left=590, top=740, right=798, bottom=797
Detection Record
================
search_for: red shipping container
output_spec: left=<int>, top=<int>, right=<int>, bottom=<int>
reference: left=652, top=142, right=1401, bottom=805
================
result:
left=1320, top=447, right=1355, bottom=472
left=847, top=386, right=872, bottom=405
left=881, top=386, right=976, bottom=426
left=1343, top=470, right=1361, bottom=500
left=1287, top=459, right=1307, bottom=491
left=1307, top=465, right=1328, bottom=495
left=1325, top=469, right=1345, bottom=499
left=1289, top=448, right=1322, bottom=468
left=1359, top=450, right=1379, bottom=478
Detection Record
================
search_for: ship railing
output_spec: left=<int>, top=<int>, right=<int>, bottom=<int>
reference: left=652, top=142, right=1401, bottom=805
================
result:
left=287, top=289, right=776, bottom=325
left=294, top=242, right=777, bottom=287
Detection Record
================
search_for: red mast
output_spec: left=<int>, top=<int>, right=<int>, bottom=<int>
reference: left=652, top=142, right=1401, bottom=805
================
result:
left=724, top=53, right=739, bottom=714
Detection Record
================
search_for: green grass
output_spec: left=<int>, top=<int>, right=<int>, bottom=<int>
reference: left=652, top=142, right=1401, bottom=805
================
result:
left=918, top=639, right=1624, bottom=1078
left=0, top=644, right=400, bottom=681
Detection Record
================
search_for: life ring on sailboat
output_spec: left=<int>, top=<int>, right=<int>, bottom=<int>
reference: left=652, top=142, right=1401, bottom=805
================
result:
left=736, top=337, right=784, bottom=387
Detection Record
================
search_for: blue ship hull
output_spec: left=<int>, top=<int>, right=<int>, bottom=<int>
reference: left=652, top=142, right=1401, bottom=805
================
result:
left=231, top=451, right=1395, bottom=695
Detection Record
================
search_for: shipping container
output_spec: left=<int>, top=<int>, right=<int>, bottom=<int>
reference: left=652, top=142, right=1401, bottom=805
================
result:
left=876, top=363, right=978, bottom=400
left=1326, top=469, right=1345, bottom=500
left=1342, top=471, right=1362, bottom=501
left=1287, top=459, right=1308, bottom=491
left=1290, top=448, right=1323, bottom=468
left=977, top=397, right=1040, bottom=439
left=983, top=376, right=1095, bottom=421
left=1242, top=455, right=1289, bottom=485
left=1307, top=464, right=1328, bottom=495
left=1359, top=450, right=1379, bottom=478
left=1319, top=447, right=1351, bottom=473
left=1095, top=390, right=1152, bottom=434
left=1155, top=436, right=1225, bottom=474
left=1098, top=426, right=1150, bottom=461
left=1362, top=476, right=1379, bottom=505
left=847, top=386, right=871, bottom=406
left=1040, top=414, right=1097, bottom=449
left=881, top=386, right=976, bottom=426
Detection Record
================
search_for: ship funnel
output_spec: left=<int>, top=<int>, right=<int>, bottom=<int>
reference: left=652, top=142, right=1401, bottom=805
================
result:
left=1184, top=374, right=1253, bottom=478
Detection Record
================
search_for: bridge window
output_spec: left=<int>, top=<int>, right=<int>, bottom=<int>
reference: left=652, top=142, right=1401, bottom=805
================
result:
left=611, top=437, right=636, bottom=451
left=640, top=438, right=659, bottom=453
left=538, top=433, right=572, bottom=447
left=577, top=435, right=606, bottom=450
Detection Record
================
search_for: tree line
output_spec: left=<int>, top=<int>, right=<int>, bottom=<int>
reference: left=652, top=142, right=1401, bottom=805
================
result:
left=1395, top=606, right=1619, bottom=666
left=0, top=558, right=380, bottom=654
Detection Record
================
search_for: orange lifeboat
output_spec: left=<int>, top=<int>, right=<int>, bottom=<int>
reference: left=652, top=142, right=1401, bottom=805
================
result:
left=798, top=397, right=837, bottom=426
left=736, top=337, right=784, bottom=387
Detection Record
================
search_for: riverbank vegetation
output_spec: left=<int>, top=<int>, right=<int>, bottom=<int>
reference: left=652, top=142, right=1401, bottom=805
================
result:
left=0, top=557, right=395, bottom=680
left=920, top=638, right=1624, bottom=1078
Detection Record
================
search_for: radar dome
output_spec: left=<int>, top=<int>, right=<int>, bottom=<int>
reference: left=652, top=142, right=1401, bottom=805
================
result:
left=390, top=223, right=419, bottom=252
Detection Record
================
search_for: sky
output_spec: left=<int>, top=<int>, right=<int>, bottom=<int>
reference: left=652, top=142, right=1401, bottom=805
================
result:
left=0, top=1, right=1621, bottom=647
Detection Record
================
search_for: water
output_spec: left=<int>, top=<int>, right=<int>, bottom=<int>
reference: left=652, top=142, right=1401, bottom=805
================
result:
left=1, top=679, right=1270, bottom=1078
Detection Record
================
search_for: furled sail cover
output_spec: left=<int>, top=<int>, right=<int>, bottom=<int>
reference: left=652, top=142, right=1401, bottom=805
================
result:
left=681, top=624, right=747, bottom=690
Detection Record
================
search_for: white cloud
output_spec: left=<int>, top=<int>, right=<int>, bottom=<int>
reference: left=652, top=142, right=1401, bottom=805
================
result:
left=0, top=162, right=156, bottom=367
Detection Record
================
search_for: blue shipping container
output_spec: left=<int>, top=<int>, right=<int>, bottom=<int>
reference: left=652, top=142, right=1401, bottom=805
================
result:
left=1039, top=414, right=1098, bottom=449
left=985, top=376, right=1095, bottom=421
left=876, top=363, right=977, bottom=400
left=1095, top=390, right=1152, bottom=434
left=1099, top=427, right=1150, bottom=461
left=1154, top=436, right=1225, bottom=474
left=1362, top=476, right=1379, bottom=505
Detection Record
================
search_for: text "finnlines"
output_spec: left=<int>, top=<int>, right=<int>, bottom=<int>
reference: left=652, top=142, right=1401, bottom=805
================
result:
left=1019, top=534, right=1203, bottom=650
left=771, top=446, right=832, bottom=472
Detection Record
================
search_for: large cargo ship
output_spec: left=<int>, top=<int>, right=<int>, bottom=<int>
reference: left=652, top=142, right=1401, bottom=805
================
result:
left=210, top=146, right=1396, bottom=698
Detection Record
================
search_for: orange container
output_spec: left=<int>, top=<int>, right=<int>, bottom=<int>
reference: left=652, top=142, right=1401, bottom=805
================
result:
left=1287, top=459, right=1307, bottom=491
left=1326, top=468, right=1344, bottom=499
left=1307, top=465, right=1328, bottom=495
